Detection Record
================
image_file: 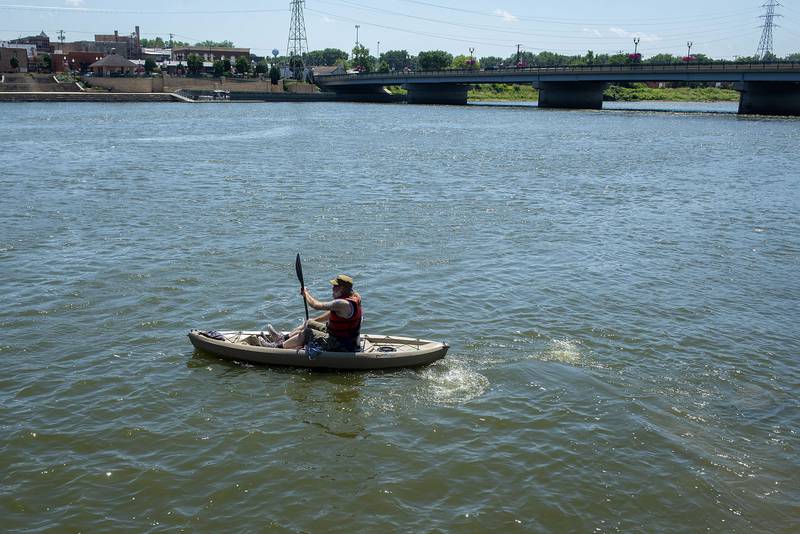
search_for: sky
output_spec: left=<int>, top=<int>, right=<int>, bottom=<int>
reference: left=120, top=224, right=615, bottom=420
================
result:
left=0, top=0, right=798, bottom=59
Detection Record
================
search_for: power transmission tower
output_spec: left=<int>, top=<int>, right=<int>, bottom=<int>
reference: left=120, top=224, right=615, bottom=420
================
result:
left=756, top=1, right=781, bottom=60
left=287, top=0, right=309, bottom=73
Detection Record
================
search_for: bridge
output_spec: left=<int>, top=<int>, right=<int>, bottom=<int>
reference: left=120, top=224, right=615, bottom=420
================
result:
left=316, top=63, right=800, bottom=115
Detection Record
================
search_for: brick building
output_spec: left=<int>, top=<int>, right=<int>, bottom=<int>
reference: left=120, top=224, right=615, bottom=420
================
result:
left=51, top=51, right=106, bottom=73
left=0, top=47, right=30, bottom=72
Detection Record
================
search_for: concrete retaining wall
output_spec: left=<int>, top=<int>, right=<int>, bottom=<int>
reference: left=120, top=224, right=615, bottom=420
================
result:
left=85, top=77, right=156, bottom=93
left=0, top=92, right=182, bottom=102
left=78, top=76, right=321, bottom=94
left=164, top=77, right=271, bottom=93
left=285, top=82, right=317, bottom=94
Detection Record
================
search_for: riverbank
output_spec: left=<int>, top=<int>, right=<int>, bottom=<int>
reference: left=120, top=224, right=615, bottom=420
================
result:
left=0, top=91, right=187, bottom=102
left=465, top=83, right=740, bottom=102
left=0, top=91, right=405, bottom=104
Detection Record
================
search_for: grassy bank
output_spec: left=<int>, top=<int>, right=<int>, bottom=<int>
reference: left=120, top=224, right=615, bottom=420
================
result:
left=604, top=84, right=739, bottom=102
left=463, top=83, right=739, bottom=102
left=468, top=84, right=539, bottom=101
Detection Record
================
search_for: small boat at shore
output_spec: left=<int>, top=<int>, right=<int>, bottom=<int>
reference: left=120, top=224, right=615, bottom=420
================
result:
left=187, top=329, right=449, bottom=370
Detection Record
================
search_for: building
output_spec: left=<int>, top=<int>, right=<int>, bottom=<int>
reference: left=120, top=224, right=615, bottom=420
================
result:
left=57, top=28, right=142, bottom=59
left=142, top=48, right=172, bottom=62
left=94, top=27, right=141, bottom=59
left=172, top=46, right=251, bottom=63
left=10, top=31, right=51, bottom=53
left=61, top=41, right=131, bottom=59
left=51, top=51, right=106, bottom=73
left=0, top=47, right=30, bottom=72
left=88, top=52, right=136, bottom=76
left=312, top=65, right=346, bottom=77
left=0, top=41, right=37, bottom=60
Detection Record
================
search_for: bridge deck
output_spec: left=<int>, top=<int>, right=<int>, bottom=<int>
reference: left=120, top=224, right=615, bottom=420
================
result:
left=317, top=63, right=800, bottom=87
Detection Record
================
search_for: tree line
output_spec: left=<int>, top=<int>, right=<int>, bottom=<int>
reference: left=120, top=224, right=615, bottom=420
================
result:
left=139, top=37, right=235, bottom=48
left=301, top=47, right=800, bottom=72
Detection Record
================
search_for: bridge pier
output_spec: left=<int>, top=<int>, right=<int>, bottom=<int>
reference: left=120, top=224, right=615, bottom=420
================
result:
left=737, top=81, right=800, bottom=116
left=536, top=81, right=606, bottom=110
left=406, top=84, right=468, bottom=105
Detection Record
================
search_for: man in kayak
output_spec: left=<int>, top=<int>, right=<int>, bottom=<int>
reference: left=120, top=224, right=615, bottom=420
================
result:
left=267, top=274, right=363, bottom=352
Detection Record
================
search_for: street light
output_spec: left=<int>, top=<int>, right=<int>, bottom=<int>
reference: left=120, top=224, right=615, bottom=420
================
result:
left=633, top=37, right=640, bottom=56
left=687, top=41, right=693, bottom=57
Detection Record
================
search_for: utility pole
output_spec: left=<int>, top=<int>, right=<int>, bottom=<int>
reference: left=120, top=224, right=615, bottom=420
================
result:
left=377, top=41, right=380, bottom=59
left=287, top=0, right=309, bottom=76
left=355, top=25, right=360, bottom=47
left=57, top=29, right=65, bottom=49
left=516, top=44, right=521, bottom=66
left=633, top=37, right=640, bottom=55
left=756, top=0, right=781, bottom=60
left=169, top=33, right=174, bottom=47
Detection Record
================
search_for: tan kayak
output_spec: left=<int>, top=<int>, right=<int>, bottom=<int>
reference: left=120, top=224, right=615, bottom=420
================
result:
left=187, top=329, right=449, bottom=370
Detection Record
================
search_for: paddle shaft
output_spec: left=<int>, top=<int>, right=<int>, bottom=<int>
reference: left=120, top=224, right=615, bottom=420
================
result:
left=295, top=254, right=310, bottom=322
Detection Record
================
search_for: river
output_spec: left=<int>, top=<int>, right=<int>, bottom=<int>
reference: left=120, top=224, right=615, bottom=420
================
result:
left=1, top=101, right=798, bottom=532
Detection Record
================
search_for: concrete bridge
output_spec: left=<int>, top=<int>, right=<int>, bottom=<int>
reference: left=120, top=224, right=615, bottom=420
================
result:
left=316, top=62, right=800, bottom=115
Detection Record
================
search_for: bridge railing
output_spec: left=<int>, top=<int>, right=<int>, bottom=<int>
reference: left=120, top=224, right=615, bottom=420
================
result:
left=317, top=62, right=800, bottom=83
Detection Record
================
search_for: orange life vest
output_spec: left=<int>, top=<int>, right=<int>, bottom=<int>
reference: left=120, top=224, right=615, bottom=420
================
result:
left=327, top=294, right=362, bottom=347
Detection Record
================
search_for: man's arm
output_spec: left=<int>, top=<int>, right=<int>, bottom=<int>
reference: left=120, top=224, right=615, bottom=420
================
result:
left=303, top=289, right=354, bottom=318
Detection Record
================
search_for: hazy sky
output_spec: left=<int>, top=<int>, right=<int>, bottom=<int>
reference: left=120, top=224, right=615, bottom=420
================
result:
left=1, top=1, right=798, bottom=59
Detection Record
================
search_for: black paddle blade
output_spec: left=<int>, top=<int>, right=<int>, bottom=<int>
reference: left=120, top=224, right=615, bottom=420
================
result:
left=295, top=253, right=304, bottom=287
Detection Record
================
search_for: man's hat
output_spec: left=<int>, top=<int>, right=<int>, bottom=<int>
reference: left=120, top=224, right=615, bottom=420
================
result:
left=330, top=274, right=354, bottom=287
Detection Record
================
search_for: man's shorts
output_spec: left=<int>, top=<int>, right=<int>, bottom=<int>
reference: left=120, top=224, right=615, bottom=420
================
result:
left=303, top=321, right=356, bottom=352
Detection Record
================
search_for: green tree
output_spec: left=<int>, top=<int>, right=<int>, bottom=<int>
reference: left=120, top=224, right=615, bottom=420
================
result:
left=213, top=60, right=224, bottom=77
left=325, top=48, right=349, bottom=65
left=141, top=36, right=187, bottom=47
left=269, top=64, right=280, bottom=84
left=255, top=59, right=268, bottom=75
left=39, top=54, right=52, bottom=72
left=195, top=40, right=235, bottom=48
left=417, top=50, right=453, bottom=70
left=644, top=53, right=679, bottom=64
left=140, top=37, right=165, bottom=48
left=144, top=58, right=157, bottom=73
left=10, top=56, right=19, bottom=71
left=304, top=50, right=324, bottom=66
left=607, top=53, right=630, bottom=65
left=452, top=54, right=479, bottom=69
left=377, top=60, right=390, bottom=73
left=235, top=56, right=251, bottom=75
left=304, top=48, right=349, bottom=66
left=691, top=53, right=714, bottom=64
left=381, top=49, right=412, bottom=71
left=479, top=56, right=504, bottom=68
left=786, top=53, right=800, bottom=62
left=187, top=54, right=204, bottom=75
left=351, top=44, right=374, bottom=73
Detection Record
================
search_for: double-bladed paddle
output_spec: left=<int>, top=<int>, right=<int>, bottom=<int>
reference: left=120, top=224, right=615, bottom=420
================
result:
left=295, top=253, right=310, bottom=322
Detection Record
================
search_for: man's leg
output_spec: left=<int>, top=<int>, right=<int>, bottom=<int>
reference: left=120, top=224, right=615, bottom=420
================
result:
left=281, top=332, right=304, bottom=349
